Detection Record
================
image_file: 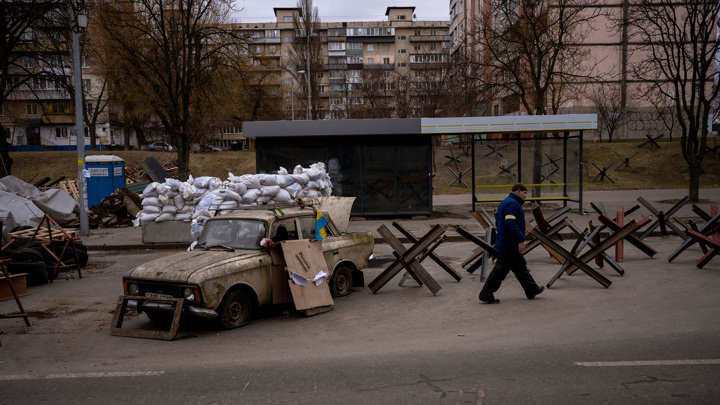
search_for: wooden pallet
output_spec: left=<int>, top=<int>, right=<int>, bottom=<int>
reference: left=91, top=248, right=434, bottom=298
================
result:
left=56, top=179, right=79, bottom=202
left=7, top=227, right=79, bottom=242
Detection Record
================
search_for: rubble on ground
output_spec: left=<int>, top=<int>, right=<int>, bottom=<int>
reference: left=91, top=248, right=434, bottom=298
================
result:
left=88, top=187, right=142, bottom=229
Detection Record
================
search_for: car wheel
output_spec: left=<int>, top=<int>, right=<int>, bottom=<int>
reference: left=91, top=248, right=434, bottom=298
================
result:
left=330, top=265, right=353, bottom=297
left=217, top=289, right=253, bottom=330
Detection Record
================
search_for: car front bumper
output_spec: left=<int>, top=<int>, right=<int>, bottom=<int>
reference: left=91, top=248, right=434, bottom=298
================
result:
left=126, top=298, right=218, bottom=319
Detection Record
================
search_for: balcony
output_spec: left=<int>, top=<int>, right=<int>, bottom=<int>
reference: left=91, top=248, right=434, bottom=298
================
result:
left=345, top=49, right=363, bottom=57
left=409, top=35, right=451, bottom=42
left=324, top=64, right=347, bottom=70
left=347, top=63, right=363, bottom=70
left=252, top=37, right=281, bottom=44
left=364, top=63, right=394, bottom=70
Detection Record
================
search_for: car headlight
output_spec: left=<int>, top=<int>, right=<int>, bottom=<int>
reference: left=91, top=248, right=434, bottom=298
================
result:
left=183, top=287, right=196, bottom=302
left=127, top=282, right=139, bottom=296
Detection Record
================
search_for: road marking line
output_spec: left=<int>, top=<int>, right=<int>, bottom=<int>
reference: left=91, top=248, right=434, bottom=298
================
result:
left=0, top=371, right=164, bottom=381
left=575, top=360, right=720, bottom=367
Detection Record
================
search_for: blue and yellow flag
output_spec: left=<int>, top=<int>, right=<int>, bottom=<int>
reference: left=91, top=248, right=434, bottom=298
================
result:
left=315, top=210, right=328, bottom=240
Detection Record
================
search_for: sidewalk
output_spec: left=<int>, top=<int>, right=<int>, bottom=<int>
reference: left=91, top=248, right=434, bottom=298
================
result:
left=81, top=188, right=720, bottom=250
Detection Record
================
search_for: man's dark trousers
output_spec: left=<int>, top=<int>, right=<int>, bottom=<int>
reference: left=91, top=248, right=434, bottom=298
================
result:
left=479, top=248, right=542, bottom=300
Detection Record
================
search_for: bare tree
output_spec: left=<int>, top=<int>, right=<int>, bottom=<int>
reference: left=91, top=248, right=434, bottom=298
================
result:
left=628, top=0, right=720, bottom=201
left=647, top=90, right=680, bottom=142
left=96, top=0, right=251, bottom=181
left=289, top=0, right=322, bottom=120
left=470, top=0, right=606, bottom=195
left=587, top=84, right=628, bottom=142
left=0, top=0, right=70, bottom=176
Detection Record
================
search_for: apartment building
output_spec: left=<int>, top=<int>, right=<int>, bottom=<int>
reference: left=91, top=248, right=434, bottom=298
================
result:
left=236, top=6, right=450, bottom=121
left=1, top=2, right=129, bottom=151
left=449, top=1, right=719, bottom=140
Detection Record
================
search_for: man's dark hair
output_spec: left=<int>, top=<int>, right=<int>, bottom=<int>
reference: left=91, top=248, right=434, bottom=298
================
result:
left=511, top=183, right=527, bottom=192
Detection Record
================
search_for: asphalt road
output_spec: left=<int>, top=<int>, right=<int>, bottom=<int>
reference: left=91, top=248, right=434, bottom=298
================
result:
left=1, top=238, right=719, bottom=404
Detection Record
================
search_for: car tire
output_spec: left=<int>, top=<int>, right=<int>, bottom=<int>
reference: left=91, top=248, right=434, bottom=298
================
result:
left=330, top=265, right=353, bottom=297
left=10, top=247, right=44, bottom=263
left=53, top=246, right=89, bottom=267
left=7, top=260, right=48, bottom=286
left=5, top=237, right=33, bottom=252
left=217, top=289, right=253, bottom=330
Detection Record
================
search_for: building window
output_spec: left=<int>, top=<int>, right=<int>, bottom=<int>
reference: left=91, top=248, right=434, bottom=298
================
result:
left=383, top=57, right=390, bottom=65
left=398, top=62, right=407, bottom=67
left=253, top=45, right=260, bottom=53
left=430, top=44, right=437, bottom=51
left=430, top=30, right=437, bottom=36
left=317, top=72, right=323, bottom=79
left=86, top=103, right=93, bottom=115
left=329, top=42, right=344, bottom=51
left=346, top=42, right=362, bottom=50
left=397, top=35, right=406, bottom=40
left=46, top=103, right=70, bottom=114
left=367, top=58, right=374, bottom=65
left=55, top=127, right=68, bottom=137
left=284, top=37, right=293, bottom=42
left=266, top=29, right=279, bottom=38
left=367, top=44, right=373, bottom=51
left=414, top=45, right=421, bottom=51
left=23, top=56, right=34, bottom=68
left=319, top=85, right=325, bottom=93
left=252, top=31, right=261, bottom=38
left=20, top=32, right=32, bottom=42
left=397, top=15, right=406, bottom=20
left=383, top=44, right=390, bottom=51
left=82, top=79, right=91, bottom=91
left=81, top=55, right=91, bottom=68
left=285, top=78, right=293, bottom=83
left=397, top=49, right=406, bottom=54
left=414, top=30, right=421, bottom=36
left=48, top=56, right=62, bottom=67
left=26, top=104, right=38, bottom=116
left=283, top=16, right=292, bottom=22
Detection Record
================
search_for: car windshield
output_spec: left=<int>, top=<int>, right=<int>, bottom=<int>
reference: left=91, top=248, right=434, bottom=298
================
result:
left=198, top=219, right=266, bottom=250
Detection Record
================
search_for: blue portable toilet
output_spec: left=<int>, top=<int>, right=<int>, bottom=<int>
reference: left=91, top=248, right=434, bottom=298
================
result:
left=86, top=155, right=125, bottom=208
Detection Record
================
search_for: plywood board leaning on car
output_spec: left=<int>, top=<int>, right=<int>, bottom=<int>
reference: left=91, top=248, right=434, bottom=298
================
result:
left=281, top=240, right=334, bottom=316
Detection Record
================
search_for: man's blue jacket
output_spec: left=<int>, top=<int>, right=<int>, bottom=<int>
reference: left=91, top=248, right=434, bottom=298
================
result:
left=494, top=192, right=526, bottom=250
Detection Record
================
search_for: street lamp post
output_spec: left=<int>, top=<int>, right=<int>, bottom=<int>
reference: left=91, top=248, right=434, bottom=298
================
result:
left=71, top=0, right=89, bottom=237
left=293, top=70, right=310, bottom=119
left=290, top=78, right=295, bottom=121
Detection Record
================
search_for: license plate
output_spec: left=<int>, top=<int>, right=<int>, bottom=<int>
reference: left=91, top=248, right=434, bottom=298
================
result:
left=145, top=292, right=173, bottom=299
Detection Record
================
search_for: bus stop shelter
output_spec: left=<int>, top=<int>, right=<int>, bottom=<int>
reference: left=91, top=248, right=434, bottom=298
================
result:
left=244, top=114, right=597, bottom=216
left=422, top=114, right=597, bottom=213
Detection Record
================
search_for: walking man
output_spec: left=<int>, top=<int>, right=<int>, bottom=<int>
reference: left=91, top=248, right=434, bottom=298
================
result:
left=479, top=183, right=545, bottom=304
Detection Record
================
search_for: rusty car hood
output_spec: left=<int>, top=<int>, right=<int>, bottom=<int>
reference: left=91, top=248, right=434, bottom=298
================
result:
left=128, top=250, right=265, bottom=283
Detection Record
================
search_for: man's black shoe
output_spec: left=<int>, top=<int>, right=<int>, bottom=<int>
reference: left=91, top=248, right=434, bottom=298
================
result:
left=479, top=292, right=500, bottom=304
left=527, top=286, right=545, bottom=300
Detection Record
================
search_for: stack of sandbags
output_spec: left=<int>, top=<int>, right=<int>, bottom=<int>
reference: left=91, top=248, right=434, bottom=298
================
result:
left=189, top=163, right=332, bottom=239
left=135, top=163, right=333, bottom=240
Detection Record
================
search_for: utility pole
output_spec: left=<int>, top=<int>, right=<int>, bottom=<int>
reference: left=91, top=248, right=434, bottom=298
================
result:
left=71, top=0, right=89, bottom=236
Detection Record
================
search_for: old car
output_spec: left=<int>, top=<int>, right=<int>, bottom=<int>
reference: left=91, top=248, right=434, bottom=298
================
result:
left=121, top=200, right=374, bottom=329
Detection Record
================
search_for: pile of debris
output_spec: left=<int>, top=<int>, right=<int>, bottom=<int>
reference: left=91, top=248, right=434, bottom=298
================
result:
left=88, top=187, right=142, bottom=229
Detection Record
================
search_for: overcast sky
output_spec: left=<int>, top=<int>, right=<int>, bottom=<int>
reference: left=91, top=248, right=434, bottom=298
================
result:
left=232, top=0, right=450, bottom=23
